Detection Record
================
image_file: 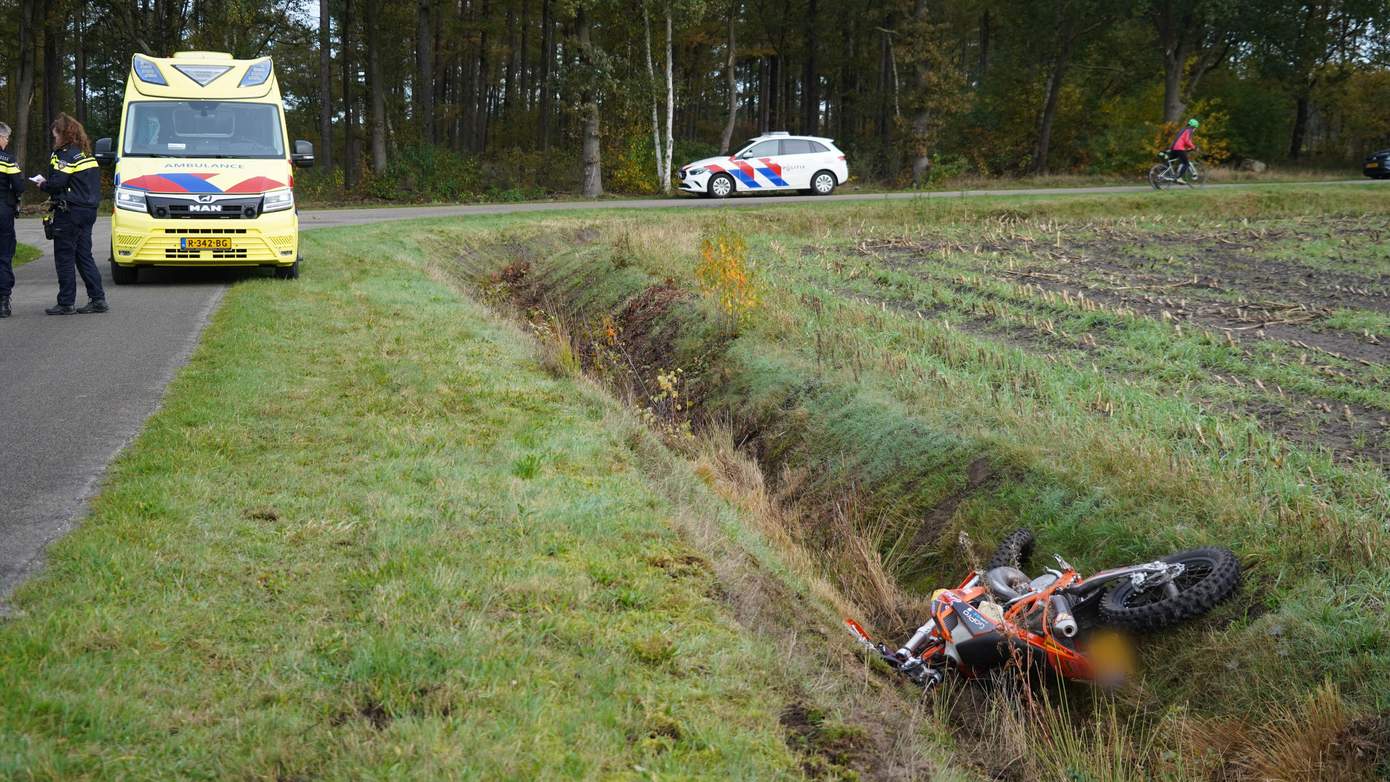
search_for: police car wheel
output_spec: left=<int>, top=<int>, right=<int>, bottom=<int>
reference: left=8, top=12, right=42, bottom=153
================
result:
left=110, top=259, right=138, bottom=285
left=812, top=171, right=837, bottom=196
left=709, top=174, right=735, bottom=199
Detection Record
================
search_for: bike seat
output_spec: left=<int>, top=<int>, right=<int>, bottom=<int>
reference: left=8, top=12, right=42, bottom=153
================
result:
left=984, top=566, right=1031, bottom=601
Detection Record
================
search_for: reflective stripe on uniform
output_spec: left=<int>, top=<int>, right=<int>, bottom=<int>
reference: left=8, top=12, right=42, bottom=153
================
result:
left=0, top=163, right=20, bottom=174
left=52, top=157, right=98, bottom=173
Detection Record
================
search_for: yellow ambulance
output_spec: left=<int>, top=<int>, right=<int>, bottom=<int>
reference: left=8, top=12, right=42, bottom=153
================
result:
left=94, top=52, right=314, bottom=283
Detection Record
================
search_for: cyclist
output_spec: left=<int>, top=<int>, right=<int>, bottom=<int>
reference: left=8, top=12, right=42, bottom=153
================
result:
left=1168, top=118, right=1199, bottom=184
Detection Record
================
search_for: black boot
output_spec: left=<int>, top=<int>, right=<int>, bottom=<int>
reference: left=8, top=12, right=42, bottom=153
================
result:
left=76, top=299, right=109, bottom=314
left=45, top=304, right=76, bottom=315
left=0, top=295, right=10, bottom=318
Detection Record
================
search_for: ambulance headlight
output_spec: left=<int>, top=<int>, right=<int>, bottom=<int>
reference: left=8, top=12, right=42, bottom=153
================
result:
left=240, top=60, right=273, bottom=88
left=261, top=188, right=294, bottom=213
left=132, top=56, right=167, bottom=86
left=114, top=187, right=147, bottom=213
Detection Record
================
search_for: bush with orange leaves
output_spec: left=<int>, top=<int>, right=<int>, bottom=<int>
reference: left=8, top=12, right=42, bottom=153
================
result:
left=695, top=230, right=759, bottom=328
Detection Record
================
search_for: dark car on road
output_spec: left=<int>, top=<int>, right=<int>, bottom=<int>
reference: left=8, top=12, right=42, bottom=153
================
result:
left=1365, top=150, right=1390, bottom=179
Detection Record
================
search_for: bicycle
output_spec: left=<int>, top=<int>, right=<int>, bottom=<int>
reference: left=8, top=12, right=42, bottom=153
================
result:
left=1148, top=151, right=1205, bottom=190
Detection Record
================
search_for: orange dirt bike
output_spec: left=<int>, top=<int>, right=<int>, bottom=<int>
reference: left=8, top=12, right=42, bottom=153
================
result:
left=846, top=529, right=1240, bottom=689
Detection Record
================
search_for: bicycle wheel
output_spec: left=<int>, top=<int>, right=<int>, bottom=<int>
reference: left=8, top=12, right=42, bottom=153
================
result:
left=1148, top=164, right=1172, bottom=190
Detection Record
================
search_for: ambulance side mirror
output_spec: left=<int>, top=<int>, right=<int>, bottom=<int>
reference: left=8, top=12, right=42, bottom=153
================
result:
left=94, top=137, right=115, bottom=165
left=291, top=140, right=315, bottom=168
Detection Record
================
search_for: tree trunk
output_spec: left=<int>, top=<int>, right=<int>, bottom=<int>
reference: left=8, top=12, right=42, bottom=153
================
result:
left=662, top=2, right=674, bottom=193
left=318, top=0, right=333, bottom=171
left=519, top=0, right=531, bottom=110
left=1289, top=91, right=1311, bottom=160
left=803, top=0, right=818, bottom=134
left=474, top=0, right=490, bottom=153
left=342, top=0, right=357, bottom=189
left=644, top=4, right=664, bottom=189
left=367, top=0, right=386, bottom=173
left=15, top=0, right=35, bottom=169
left=1033, top=32, right=1076, bottom=174
left=43, top=4, right=62, bottom=134
left=74, top=0, right=87, bottom=125
left=909, top=0, right=931, bottom=186
left=504, top=5, right=517, bottom=111
left=577, top=7, right=602, bottom=197
left=977, top=9, right=990, bottom=83
left=719, top=1, right=739, bottom=154
left=1161, top=46, right=1186, bottom=124
left=416, top=0, right=434, bottom=144
left=539, top=0, right=553, bottom=149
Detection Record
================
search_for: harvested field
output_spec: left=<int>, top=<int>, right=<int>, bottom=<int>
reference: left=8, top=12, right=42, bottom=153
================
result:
left=854, top=213, right=1390, bottom=469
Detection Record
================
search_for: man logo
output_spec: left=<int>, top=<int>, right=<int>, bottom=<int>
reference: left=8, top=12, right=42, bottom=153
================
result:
left=196, top=194, right=216, bottom=203
left=188, top=204, right=220, bottom=212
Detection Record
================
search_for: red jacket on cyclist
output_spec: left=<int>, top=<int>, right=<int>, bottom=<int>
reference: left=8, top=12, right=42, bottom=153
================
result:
left=1169, top=119, right=1199, bottom=180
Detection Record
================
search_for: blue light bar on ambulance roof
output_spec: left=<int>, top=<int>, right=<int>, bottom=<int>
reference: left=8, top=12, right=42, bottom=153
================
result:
left=132, top=55, right=167, bottom=86
left=240, top=59, right=273, bottom=88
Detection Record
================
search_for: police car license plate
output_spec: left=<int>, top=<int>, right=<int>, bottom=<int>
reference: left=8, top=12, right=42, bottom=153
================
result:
left=181, top=237, right=232, bottom=250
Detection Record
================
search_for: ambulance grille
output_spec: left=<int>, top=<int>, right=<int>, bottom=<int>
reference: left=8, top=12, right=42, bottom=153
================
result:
left=164, top=248, right=251, bottom=260
left=163, top=228, right=249, bottom=235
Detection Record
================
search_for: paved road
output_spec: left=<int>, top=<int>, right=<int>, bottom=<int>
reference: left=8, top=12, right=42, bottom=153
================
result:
left=0, top=179, right=1374, bottom=602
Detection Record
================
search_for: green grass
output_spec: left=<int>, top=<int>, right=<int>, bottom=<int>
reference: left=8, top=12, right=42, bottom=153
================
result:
left=13, top=242, right=40, bottom=269
left=0, top=224, right=963, bottom=780
left=441, top=186, right=1390, bottom=774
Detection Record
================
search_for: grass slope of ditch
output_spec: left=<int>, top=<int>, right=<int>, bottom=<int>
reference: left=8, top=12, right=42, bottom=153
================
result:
left=437, top=186, right=1390, bottom=780
left=0, top=223, right=975, bottom=781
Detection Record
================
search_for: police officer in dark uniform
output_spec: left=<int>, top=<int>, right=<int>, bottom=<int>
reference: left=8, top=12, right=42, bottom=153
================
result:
left=37, top=112, right=106, bottom=315
left=0, top=122, right=25, bottom=319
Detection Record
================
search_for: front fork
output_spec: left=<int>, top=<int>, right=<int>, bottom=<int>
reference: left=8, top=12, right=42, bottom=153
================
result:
left=846, top=619, right=944, bottom=691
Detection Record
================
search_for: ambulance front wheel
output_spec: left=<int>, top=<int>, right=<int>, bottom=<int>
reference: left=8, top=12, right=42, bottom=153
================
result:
left=274, top=257, right=301, bottom=280
left=110, top=256, right=138, bottom=285
left=708, top=174, right=735, bottom=199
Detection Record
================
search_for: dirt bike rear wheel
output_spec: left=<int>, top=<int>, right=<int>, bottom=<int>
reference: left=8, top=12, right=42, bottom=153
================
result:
left=1148, top=164, right=1173, bottom=190
left=1100, top=547, right=1239, bottom=632
left=985, top=528, right=1035, bottom=570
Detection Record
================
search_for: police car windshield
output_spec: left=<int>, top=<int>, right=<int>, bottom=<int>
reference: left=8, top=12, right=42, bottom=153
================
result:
left=122, top=101, right=285, bottom=159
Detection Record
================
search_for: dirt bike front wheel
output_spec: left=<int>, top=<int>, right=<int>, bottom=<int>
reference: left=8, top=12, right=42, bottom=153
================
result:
left=1100, top=547, right=1239, bottom=632
left=985, top=528, right=1035, bottom=570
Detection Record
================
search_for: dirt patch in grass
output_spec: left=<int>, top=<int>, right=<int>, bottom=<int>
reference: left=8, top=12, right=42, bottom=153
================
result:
left=779, top=702, right=876, bottom=781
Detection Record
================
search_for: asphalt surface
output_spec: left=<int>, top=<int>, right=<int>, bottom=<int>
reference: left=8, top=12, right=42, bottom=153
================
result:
left=0, top=179, right=1374, bottom=603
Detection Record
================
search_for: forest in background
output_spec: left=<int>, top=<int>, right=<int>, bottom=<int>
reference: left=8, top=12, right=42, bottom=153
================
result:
left=2, top=0, right=1390, bottom=201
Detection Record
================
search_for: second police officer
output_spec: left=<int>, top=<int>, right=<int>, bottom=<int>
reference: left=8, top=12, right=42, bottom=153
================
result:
left=36, top=112, right=107, bottom=315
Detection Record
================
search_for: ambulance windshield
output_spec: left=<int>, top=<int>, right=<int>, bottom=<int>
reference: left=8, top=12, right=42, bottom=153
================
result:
left=122, top=101, right=285, bottom=159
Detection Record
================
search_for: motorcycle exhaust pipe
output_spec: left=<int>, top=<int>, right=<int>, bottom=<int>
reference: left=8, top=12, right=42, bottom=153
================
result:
left=1051, top=595, right=1078, bottom=638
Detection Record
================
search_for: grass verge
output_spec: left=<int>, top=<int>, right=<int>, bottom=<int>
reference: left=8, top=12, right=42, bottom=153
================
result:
left=0, top=223, right=968, bottom=780
left=438, top=186, right=1390, bottom=778
left=13, top=242, right=41, bottom=269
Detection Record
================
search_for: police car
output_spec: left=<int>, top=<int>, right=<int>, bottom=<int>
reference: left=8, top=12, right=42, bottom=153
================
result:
left=677, top=132, right=848, bottom=198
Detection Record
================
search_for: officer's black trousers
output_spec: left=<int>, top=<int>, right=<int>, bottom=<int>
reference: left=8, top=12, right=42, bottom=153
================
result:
left=53, top=206, right=103, bottom=306
left=0, top=204, right=15, bottom=296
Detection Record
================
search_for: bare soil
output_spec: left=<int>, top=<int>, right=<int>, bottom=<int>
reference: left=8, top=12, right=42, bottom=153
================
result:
left=862, top=223, right=1390, bottom=470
